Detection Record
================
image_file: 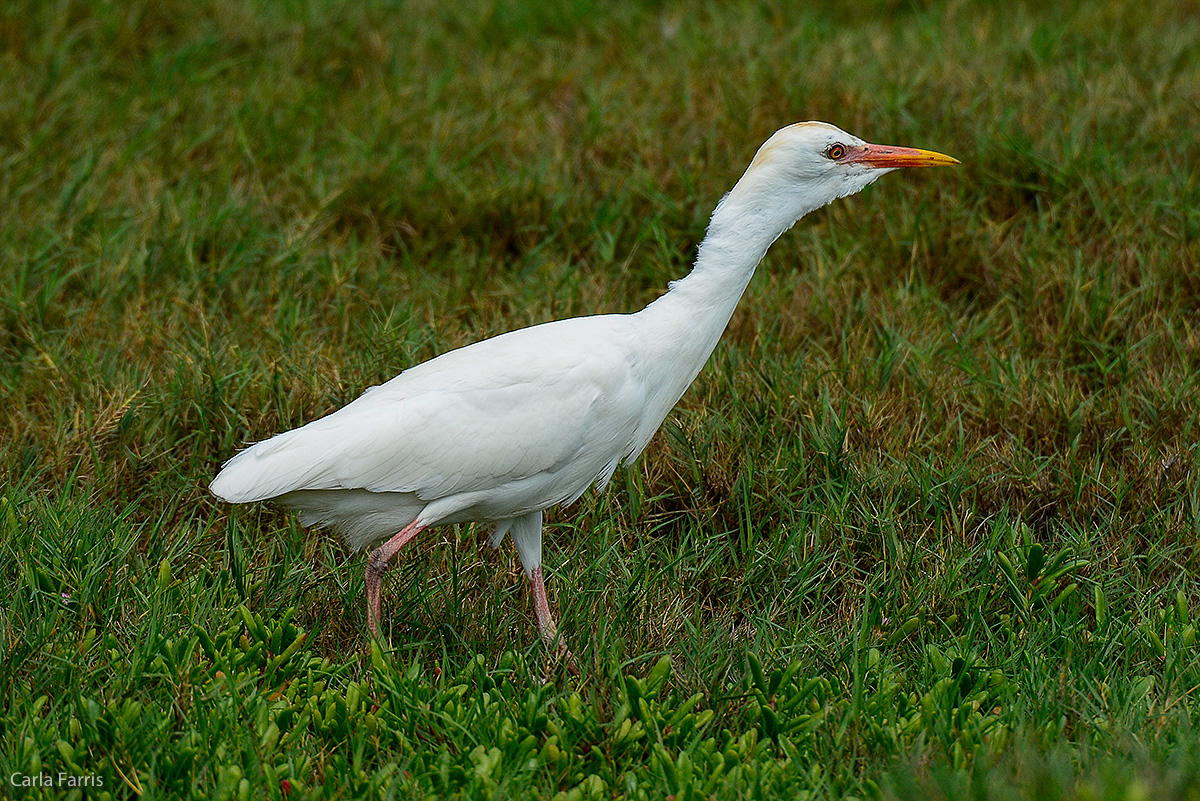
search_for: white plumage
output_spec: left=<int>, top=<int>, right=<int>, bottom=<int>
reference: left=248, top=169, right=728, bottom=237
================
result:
left=210, top=122, right=957, bottom=663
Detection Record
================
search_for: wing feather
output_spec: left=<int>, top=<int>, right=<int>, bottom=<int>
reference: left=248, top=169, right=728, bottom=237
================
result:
left=210, top=315, right=645, bottom=516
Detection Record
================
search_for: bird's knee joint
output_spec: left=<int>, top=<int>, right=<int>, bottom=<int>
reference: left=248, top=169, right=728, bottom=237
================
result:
left=368, top=551, right=389, bottom=577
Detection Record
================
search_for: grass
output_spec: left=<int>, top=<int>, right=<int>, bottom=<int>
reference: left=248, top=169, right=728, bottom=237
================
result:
left=3, top=0, right=1200, bottom=797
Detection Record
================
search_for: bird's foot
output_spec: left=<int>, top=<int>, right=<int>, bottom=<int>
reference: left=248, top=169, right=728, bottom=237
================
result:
left=559, top=644, right=580, bottom=678
left=539, top=637, right=579, bottom=681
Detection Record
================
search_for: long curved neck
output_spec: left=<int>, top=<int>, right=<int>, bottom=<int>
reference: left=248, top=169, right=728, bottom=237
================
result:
left=636, top=211, right=770, bottom=357
left=627, top=182, right=803, bottom=433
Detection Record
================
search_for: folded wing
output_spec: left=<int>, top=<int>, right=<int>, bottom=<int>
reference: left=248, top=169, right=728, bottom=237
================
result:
left=209, top=316, right=646, bottom=520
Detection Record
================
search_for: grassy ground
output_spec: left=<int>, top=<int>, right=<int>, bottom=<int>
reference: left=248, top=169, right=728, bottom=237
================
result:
left=3, top=0, right=1200, bottom=797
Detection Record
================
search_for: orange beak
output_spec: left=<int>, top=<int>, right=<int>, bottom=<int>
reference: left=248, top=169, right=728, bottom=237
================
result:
left=842, top=143, right=959, bottom=169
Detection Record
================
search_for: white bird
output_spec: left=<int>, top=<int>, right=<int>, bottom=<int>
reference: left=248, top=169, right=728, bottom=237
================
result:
left=210, top=122, right=957, bottom=664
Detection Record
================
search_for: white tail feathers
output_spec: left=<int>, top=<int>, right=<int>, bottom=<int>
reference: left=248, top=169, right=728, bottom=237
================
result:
left=209, top=418, right=355, bottom=503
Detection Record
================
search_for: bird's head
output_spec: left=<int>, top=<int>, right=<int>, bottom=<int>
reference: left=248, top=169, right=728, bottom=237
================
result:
left=721, top=121, right=958, bottom=227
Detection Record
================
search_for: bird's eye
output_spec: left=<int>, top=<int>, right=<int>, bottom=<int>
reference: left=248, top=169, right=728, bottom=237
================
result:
left=826, top=143, right=847, bottom=160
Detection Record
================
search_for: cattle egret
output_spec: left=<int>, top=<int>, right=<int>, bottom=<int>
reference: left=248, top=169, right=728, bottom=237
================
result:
left=210, top=122, right=957, bottom=665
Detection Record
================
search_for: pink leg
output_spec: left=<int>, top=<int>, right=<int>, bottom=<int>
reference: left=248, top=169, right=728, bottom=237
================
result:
left=366, top=520, right=425, bottom=638
left=529, top=566, right=579, bottom=675
left=529, top=566, right=558, bottom=644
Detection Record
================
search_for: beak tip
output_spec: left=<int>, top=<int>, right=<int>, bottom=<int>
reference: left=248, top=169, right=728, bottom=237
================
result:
left=857, top=144, right=960, bottom=169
